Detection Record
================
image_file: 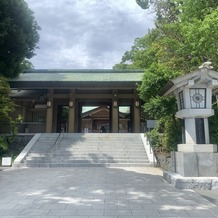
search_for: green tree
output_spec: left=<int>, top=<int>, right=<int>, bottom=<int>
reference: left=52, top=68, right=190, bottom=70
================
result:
left=0, top=76, right=22, bottom=154
left=209, top=103, right=218, bottom=144
left=116, top=0, right=218, bottom=150
left=0, top=0, right=38, bottom=154
left=20, top=59, right=34, bottom=71
left=0, top=0, right=40, bottom=78
left=0, top=77, right=14, bottom=123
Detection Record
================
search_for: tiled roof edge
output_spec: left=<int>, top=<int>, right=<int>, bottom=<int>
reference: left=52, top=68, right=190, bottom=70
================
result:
left=23, top=69, right=145, bottom=73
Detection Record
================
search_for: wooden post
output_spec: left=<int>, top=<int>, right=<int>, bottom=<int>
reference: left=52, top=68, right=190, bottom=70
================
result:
left=68, top=90, right=75, bottom=133
left=46, top=89, right=53, bottom=133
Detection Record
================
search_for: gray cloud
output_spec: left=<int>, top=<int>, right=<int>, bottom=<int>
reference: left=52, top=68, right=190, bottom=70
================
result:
left=26, top=0, right=155, bottom=69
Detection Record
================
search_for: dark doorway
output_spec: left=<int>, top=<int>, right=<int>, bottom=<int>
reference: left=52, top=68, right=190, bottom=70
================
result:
left=78, top=103, right=111, bottom=133
left=119, top=106, right=132, bottom=133
left=57, top=105, right=69, bottom=133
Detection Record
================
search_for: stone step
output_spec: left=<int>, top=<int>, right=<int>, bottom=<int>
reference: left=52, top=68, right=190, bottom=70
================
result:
left=18, top=133, right=150, bottom=167
left=27, top=153, right=49, bottom=157
left=51, top=151, right=146, bottom=154
left=34, top=142, right=57, bottom=146
left=53, top=147, right=145, bottom=150
left=31, top=149, right=51, bottom=152
left=24, top=159, right=149, bottom=164
left=28, top=152, right=147, bottom=156
left=76, top=140, right=144, bottom=142
left=21, top=162, right=151, bottom=167
left=25, top=157, right=149, bottom=162
left=50, top=152, right=147, bottom=158
left=55, top=145, right=144, bottom=148
left=25, top=158, right=148, bottom=163
left=52, top=151, right=146, bottom=154
left=53, top=147, right=144, bottom=150
left=26, top=155, right=148, bottom=159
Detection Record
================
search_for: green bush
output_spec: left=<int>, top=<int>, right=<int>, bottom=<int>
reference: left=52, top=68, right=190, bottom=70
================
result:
left=162, top=117, right=182, bottom=152
left=147, top=128, right=161, bottom=148
left=209, top=104, right=218, bottom=144
left=0, top=136, right=9, bottom=155
left=147, top=116, right=182, bottom=152
left=0, top=115, right=22, bottom=156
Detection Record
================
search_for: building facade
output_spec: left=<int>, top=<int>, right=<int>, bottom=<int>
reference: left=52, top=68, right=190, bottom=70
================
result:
left=5, top=69, right=144, bottom=134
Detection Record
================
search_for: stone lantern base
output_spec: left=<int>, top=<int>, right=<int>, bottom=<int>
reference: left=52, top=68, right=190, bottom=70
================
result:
left=172, top=145, right=218, bottom=177
left=177, top=144, right=217, bottom=153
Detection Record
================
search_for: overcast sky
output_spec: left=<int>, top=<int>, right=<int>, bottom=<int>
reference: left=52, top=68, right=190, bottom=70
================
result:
left=26, top=0, right=155, bottom=69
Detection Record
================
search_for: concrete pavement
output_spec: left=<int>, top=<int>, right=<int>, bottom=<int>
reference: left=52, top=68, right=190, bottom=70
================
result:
left=0, top=166, right=218, bottom=217
left=194, top=189, right=218, bottom=206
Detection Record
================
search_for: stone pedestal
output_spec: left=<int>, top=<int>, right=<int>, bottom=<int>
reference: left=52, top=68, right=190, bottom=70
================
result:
left=178, top=144, right=217, bottom=152
left=173, top=151, right=218, bottom=177
left=160, top=66, right=218, bottom=181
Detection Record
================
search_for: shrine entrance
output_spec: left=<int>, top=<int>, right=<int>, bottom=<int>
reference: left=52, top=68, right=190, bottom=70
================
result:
left=57, top=105, right=69, bottom=133
left=79, top=103, right=112, bottom=133
left=8, top=69, right=143, bottom=134
left=78, top=103, right=133, bottom=133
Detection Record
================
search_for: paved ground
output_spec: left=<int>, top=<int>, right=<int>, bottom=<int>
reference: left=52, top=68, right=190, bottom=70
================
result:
left=194, top=189, right=218, bottom=206
left=0, top=167, right=218, bottom=218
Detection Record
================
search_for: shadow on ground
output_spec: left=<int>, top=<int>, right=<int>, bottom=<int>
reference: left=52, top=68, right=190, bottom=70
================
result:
left=0, top=167, right=218, bottom=217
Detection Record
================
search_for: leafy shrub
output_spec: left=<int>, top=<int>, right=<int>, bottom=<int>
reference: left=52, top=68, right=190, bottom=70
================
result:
left=161, top=117, right=182, bottom=152
left=209, top=103, right=218, bottom=144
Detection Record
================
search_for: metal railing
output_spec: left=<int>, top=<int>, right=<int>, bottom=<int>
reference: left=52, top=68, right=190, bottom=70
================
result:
left=49, top=132, right=63, bottom=161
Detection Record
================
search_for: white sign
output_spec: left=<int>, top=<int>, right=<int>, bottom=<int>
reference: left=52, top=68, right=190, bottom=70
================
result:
left=2, top=157, right=12, bottom=166
left=147, top=120, right=157, bottom=129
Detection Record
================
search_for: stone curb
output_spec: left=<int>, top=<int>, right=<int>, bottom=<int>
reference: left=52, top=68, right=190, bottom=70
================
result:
left=164, top=170, right=218, bottom=190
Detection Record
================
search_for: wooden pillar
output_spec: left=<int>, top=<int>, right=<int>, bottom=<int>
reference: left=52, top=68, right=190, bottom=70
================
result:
left=112, top=90, right=119, bottom=133
left=68, top=90, right=75, bottom=133
left=21, top=102, right=28, bottom=133
left=46, top=89, right=53, bottom=133
left=134, top=92, right=141, bottom=133
left=21, top=102, right=27, bottom=122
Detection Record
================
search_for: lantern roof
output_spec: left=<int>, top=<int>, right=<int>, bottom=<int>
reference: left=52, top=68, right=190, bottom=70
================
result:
left=160, top=66, right=218, bottom=96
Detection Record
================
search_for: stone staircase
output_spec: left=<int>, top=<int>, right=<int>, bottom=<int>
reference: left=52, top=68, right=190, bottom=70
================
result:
left=15, top=133, right=151, bottom=167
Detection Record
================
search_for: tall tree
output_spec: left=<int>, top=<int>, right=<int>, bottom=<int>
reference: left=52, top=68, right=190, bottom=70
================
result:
left=116, top=0, right=218, bottom=150
left=0, top=76, right=22, bottom=154
left=0, top=0, right=39, bottom=154
left=0, top=0, right=40, bottom=78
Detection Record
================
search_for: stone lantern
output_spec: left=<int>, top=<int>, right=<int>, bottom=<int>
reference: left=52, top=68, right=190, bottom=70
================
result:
left=161, top=62, right=218, bottom=177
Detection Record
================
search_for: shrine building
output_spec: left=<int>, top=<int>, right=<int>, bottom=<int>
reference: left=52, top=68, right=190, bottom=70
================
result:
left=4, top=69, right=144, bottom=134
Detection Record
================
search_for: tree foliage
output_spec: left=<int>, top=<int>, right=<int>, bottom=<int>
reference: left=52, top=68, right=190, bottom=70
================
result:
left=0, top=0, right=38, bottom=154
left=209, top=103, right=218, bottom=145
left=0, top=77, right=14, bottom=122
left=0, top=76, right=22, bottom=154
left=0, top=0, right=40, bottom=78
left=116, top=0, right=218, bottom=150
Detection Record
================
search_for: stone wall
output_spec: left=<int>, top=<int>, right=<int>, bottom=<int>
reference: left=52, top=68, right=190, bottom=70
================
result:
left=6, top=134, right=34, bottom=158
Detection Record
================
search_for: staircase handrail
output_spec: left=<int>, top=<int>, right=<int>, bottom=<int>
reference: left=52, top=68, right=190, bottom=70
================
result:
left=49, top=132, right=62, bottom=159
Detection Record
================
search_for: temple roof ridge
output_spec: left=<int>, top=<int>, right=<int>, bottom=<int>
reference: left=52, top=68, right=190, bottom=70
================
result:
left=23, top=69, right=145, bottom=74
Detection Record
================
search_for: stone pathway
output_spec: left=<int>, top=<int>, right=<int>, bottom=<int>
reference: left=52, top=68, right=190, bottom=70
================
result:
left=0, top=167, right=218, bottom=217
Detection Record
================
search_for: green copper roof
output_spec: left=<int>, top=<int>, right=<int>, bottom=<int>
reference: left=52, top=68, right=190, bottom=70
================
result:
left=12, top=69, right=144, bottom=82
left=9, top=69, right=144, bottom=89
